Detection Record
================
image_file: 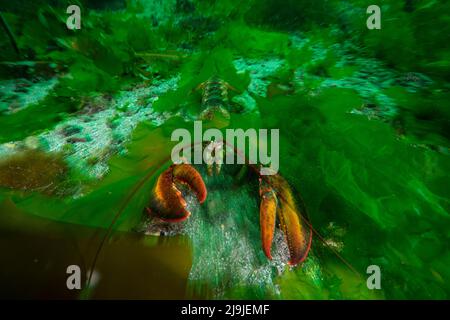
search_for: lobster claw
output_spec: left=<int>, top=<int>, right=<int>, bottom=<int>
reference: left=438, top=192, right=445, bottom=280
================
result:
left=147, top=164, right=207, bottom=222
left=259, top=175, right=312, bottom=266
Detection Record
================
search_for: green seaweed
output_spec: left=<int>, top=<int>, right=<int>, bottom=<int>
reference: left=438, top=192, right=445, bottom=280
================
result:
left=0, top=0, right=449, bottom=300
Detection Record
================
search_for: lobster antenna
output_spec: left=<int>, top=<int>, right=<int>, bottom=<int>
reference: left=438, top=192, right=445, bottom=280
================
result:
left=289, top=192, right=361, bottom=277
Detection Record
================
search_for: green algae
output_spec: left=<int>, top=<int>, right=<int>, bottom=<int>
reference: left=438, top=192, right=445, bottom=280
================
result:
left=5, top=120, right=176, bottom=229
left=0, top=149, right=69, bottom=196
left=0, top=0, right=449, bottom=300
left=257, top=88, right=450, bottom=299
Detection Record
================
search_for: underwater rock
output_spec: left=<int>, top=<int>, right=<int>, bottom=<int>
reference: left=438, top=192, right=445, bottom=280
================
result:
left=60, top=125, right=82, bottom=137
left=234, top=57, right=284, bottom=97
left=22, top=75, right=180, bottom=182
left=0, top=78, right=58, bottom=115
left=66, top=137, right=88, bottom=144
left=78, top=95, right=110, bottom=115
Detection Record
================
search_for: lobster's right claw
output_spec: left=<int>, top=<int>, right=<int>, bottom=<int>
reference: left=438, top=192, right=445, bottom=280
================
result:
left=259, top=175, right=312, bottom=266
left=148, top=164, right=207, bottom=222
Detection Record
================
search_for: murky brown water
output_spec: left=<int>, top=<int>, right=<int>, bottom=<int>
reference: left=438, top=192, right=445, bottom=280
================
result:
left=0, top=197, right=203, bottom=299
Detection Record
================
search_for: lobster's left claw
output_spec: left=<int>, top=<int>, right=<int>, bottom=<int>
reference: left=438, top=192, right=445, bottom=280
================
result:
left=259, top=175, right=312, bottom=266
left=148, top=164, right=207, bottom=222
